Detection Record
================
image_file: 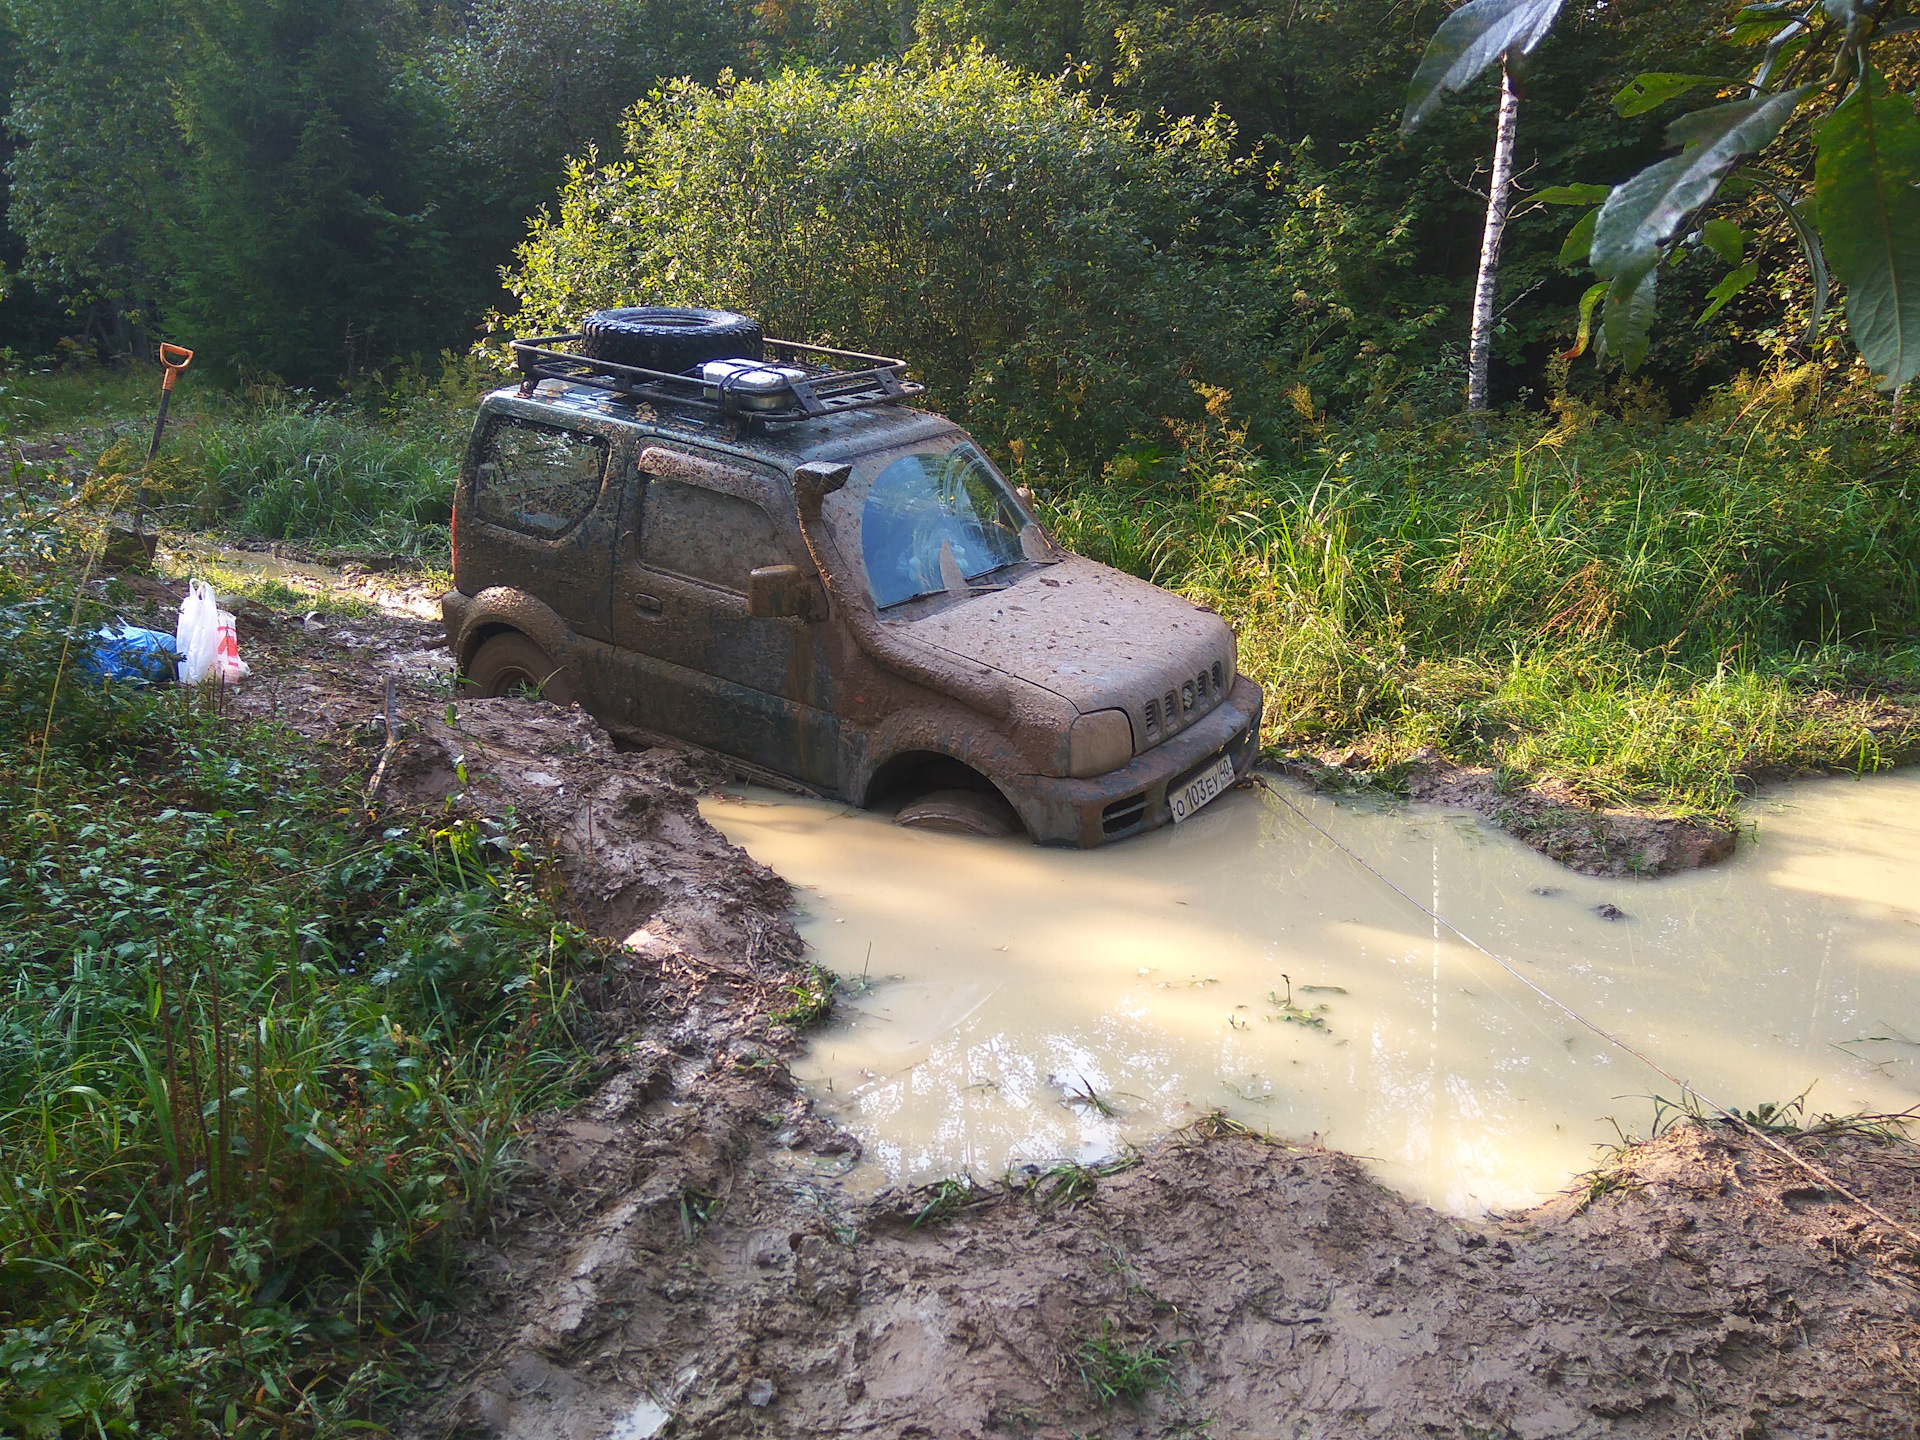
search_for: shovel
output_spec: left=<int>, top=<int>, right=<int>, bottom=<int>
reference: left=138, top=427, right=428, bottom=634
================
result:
left=129, top=343, right=193, bottom=557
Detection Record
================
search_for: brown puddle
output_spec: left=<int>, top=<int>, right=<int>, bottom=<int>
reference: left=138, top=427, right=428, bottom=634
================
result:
left=701, top=771, right=1920, bottom=1215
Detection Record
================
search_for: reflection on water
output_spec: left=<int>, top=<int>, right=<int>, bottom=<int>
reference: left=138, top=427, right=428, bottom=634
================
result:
left=701, top=772, right=1920, bottom=1215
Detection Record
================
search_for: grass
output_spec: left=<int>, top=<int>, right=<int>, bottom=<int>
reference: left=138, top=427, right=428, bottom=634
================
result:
left=0, top=466, right=592, bottom=1436
left=1034, top=368, right=1920, bottom=822
left=1072, top=1321, right=1183, bottom=1407
left=1, top=352, right=508, bottom=563
left=771, top=964, right=837, bottom=1029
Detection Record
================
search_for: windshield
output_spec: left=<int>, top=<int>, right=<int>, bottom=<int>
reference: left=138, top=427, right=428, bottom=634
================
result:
left=861, top=443, right=1029, bottom=609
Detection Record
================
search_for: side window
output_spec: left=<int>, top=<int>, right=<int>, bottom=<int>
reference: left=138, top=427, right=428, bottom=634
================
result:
left=640, top=479, right=787, bottom=593
left=472, top=418, right=608, bottom=538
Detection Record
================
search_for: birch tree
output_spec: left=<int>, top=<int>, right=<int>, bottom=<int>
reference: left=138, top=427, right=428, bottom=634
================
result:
left=1400, top=0, right=1566, bottom=417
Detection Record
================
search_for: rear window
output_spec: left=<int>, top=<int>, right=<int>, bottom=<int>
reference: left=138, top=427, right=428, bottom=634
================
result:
left=640, top=479, right=787, bottom=593
left=472, top=417, right=608, bottom=538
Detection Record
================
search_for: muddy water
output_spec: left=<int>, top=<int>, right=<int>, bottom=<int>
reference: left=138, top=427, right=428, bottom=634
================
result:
left=701, top=773, right=1920, bottom=1215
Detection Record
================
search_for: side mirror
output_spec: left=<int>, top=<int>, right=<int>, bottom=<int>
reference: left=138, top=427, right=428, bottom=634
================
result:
left=748, top=564, right=821, bottom=619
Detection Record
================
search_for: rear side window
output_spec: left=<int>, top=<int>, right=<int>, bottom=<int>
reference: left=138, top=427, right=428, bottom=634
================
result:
left=472, top=417, right=608, bottom=538
left=640, top=479, right=786, bottom=593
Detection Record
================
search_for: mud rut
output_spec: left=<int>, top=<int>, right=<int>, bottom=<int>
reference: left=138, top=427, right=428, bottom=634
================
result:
left=157, top=573, right=1920, bottom=1439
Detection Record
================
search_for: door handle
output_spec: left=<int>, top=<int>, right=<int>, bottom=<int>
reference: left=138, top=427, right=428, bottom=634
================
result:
left=629, top=590, right=664, bottom=615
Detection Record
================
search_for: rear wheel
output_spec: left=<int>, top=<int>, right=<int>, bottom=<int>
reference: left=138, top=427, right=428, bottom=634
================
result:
left=464, top=633, right=577, bottom=706
left=893, top=788, right=1022, bottom=838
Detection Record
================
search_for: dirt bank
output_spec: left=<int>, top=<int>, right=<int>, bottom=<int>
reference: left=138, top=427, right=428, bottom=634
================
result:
left=1281, top=748, right=1738, bottom=879
left=115, top=566, right=1920, bottom=1439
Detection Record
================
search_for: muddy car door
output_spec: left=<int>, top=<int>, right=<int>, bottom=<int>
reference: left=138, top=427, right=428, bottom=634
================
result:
left=608, top=445, right=843, bottom=789
left=461, top=411, right=618, bottom=641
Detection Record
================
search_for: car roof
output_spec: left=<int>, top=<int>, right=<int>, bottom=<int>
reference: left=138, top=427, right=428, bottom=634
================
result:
left=484, top=381, right=966, bottom=471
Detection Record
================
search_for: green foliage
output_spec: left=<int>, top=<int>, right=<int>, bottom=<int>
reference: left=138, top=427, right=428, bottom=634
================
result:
left=1814, top=63, right=1920, bottom=391
left=505, top=49, right=1269, bottom=460
left=183, top=406, right=456, bottom=553
left=0, top=483, right=591, bottom=1436
left=1530, top=4, right=1920, bottom=390
left=1042, top=375, right=1920, bottom=817
left=1591, top=90, right=1805, bottom=368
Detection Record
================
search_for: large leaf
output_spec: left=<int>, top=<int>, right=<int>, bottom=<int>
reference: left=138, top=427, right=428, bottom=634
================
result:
left=1613, top=74, right=1728, bottom=118
left=1701, top=218, right=1745, bottom=264
left=1598, top=267, right=1657, bottom=369
left=1562, top=279, right=1610, bottom=358
left=1772, top=191, right=1830, bottom=344
left=1815, top=64, right=1920, bottom=390
left=1402, top=0, right=1564, bottom=134
left=1559, top=206, right=1598, bottom=266
left=1590, top=88, right=1806, bottom=365
left=1698, top=262, right=1758, bottom=323
left=1532, top=183, right=1611, bottom=205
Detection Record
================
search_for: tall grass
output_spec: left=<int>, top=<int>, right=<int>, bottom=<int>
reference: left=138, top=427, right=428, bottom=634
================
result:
left=0, top=354, right=505, bottom=560
left=1039, top=375, right=1920, bottom=817
left=0, top=475, right=589, bottom=1436
left=185, top=407, right=455, bottom=553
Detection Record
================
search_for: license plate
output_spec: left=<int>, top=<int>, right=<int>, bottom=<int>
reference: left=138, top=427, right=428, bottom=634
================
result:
left=1169, top=755, right=1236, bottom=824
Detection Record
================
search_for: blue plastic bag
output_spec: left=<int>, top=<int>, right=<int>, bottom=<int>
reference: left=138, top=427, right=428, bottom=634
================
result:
left=82, top=623, right=181, bottom=685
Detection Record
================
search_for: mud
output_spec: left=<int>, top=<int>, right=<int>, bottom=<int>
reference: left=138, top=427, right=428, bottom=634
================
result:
left=1284, top=747, right=1739, bottom=878
left=106, top=561, right=1920, bottom=1439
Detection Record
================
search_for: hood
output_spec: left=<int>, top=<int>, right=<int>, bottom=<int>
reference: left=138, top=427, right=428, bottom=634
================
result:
left=900, top=555, right=1238, bottom=753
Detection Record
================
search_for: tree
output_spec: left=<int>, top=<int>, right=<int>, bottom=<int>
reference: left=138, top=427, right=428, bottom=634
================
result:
left=1, top=0, right=184, bottom=355
left=1401, top=0, right=1567, bottom=417
left=505, top=49, right=1270, bottom=459
left=426, top=0, right=747, bottom=231
left=167, top=0, right=473, bottom=383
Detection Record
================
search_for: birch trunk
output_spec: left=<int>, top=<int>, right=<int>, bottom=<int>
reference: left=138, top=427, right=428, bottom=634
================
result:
left=1467, top=58, right=1521, bottom=418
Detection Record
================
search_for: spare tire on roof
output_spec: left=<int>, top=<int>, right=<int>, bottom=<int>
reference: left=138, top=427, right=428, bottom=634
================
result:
left=578, top=306, right=763, bottom=374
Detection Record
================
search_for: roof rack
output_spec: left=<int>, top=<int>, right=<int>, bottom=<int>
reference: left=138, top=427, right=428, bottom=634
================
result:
left=509, top=332, right=925, bottom=424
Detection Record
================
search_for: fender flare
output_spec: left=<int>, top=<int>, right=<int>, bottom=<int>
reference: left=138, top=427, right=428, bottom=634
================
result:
left=453, top=587, right=580, bottom=673
left=852, top=703, right=1036, bottom=810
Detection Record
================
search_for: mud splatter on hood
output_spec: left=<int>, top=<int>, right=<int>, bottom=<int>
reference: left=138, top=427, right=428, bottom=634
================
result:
left=898, top=555, right=1237, bottom=718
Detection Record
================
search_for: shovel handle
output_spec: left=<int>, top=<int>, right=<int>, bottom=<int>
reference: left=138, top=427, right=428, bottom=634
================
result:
left=158, top=343, right=194, bottom=392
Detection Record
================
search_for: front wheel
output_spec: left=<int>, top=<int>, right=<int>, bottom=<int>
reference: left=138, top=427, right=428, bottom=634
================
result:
left=464, top=633, right=577, bottom=706
left=892, top=788, right=1023, bottom=838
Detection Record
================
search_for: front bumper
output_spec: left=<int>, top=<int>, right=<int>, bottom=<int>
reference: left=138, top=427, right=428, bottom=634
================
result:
left=1009, top=676, right=1263, bottom=847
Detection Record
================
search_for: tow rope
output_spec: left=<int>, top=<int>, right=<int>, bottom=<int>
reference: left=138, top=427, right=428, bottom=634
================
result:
left=1250, top=771, right=1920, bottom=1252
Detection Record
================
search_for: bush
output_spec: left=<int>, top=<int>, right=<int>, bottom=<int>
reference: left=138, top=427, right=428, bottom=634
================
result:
left=505, top=47, right=1272, bottom=462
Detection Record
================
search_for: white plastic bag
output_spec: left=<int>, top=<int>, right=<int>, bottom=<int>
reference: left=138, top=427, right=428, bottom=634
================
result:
left=175, top=578, right=250, bottom=684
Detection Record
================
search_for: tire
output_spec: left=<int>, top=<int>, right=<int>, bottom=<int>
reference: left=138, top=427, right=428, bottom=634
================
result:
left=464, top=632, right=578, bottom=707
left=578, top=306, right=763, bottom=374
left=893, top=788, right=1023, bottom=839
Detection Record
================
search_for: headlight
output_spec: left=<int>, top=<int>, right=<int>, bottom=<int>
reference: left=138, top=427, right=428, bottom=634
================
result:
left=1068, top=709, right=1134, bottom=778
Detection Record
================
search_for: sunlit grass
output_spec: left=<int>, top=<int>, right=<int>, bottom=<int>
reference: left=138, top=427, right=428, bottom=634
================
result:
left=1039, top=385, right=1920, bottom=819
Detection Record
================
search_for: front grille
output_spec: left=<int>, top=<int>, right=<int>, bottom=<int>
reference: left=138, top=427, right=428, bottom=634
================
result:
left=1135, top=657, right=1231, bottom=754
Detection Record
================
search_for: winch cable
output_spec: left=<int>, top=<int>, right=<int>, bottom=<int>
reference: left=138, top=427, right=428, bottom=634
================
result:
left=1249, top=771, right=1920, bottom=1251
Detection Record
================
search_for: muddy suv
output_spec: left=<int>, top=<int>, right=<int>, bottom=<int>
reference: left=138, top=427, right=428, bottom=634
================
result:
left=442, top=307, right=1262, bottom=845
